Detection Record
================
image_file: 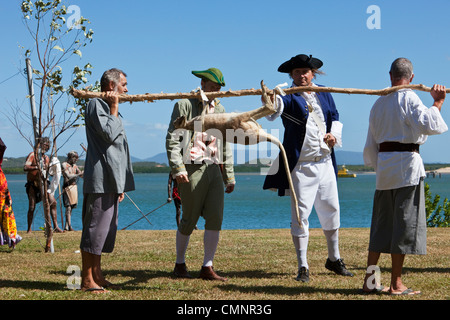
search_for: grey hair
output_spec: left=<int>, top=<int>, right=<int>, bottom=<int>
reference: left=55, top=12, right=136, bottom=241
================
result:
left=390, top=58, right=413, bottom=81
left=100, top=68, right=127, bottom=92
left=67, top=151, right=78, bottom=159
left=38, top=136, right=50, bottom=145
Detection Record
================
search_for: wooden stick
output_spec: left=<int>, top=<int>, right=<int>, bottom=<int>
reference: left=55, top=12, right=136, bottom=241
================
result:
left=70, top=83, right=444, bottom=103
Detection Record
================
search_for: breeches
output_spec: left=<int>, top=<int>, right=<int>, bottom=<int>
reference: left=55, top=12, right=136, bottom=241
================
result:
left=290, top=156, right=340, bottom=237
left=178, top=163, right=224, bottom=235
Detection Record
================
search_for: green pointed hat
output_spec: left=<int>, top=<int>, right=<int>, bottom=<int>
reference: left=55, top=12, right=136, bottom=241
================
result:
left=191, top=68, right=225, bottom=86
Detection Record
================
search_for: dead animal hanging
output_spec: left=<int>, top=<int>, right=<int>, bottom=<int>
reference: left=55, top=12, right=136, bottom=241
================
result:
left=173, top=81, right=302, bottom=227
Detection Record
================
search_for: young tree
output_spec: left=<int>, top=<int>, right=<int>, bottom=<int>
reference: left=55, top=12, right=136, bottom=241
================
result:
left=13, top=0, right=97, bottom=251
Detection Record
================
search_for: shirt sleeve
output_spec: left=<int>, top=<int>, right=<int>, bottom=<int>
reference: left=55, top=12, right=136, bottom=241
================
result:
left=405, top=93, right=448, bottom=136
left=363, top=119, right=378, bottom=170
left=330, top=121, right=343, bottom=148
left=265, top=95, right=284, bottom=121
left=87, top=99, right=124, bottom=144
left=166, top=101, right=189, bottom=177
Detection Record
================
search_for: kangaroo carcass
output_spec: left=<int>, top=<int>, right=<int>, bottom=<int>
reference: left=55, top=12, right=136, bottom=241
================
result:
left=173, top=81, right=301, bottom=227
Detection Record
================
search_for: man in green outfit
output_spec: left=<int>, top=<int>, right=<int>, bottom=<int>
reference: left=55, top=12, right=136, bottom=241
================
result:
left=166, top=67, right=235, bottom=281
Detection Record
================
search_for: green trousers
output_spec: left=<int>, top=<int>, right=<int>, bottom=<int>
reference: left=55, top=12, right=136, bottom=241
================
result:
left=178, top=163, right=224, bottom=235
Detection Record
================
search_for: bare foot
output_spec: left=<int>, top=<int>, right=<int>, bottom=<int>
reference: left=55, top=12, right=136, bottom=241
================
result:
left=390, top=288, right=421, bottom=295
left=81, top=286, right=110, bottom=294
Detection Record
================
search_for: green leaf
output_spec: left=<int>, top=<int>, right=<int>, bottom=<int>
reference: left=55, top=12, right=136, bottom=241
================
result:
left=73, top=49, right=82, bottom=57
left=53, top=45, right=64, bottom=52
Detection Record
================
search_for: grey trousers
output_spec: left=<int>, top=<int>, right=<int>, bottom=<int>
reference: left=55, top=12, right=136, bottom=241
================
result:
left=369, top=179, right=426, bottom=255
left=80, top=193, right=119, bottom=255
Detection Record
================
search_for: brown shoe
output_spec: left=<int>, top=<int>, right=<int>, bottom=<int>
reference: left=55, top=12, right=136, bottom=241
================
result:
left=173, top=263, right=192, bottom=278
left=199, top=266, right=227, bottom=282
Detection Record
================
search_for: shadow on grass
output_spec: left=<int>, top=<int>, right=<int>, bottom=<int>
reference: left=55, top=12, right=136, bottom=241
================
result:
left=217, top=283, right=361, bottom=296
left=2, top=265, right=448, bottom=294
left=348, top=266, right=450, bottom=274
left=0, top=279, right=63, bottom=291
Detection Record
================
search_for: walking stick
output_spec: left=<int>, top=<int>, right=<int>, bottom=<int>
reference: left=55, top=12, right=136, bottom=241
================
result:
left=124, top=193, right=153, bottom=228
left=121, top=200, right=170, bottom=230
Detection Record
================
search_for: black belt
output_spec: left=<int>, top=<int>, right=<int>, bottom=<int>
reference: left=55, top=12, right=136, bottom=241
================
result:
left=379, top=142, right=420, bottom=153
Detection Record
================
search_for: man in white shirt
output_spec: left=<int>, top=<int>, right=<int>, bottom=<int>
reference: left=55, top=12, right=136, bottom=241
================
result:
left=362, top=58, right=447, bottom=295
left=264, top=54, right=352, bottom=282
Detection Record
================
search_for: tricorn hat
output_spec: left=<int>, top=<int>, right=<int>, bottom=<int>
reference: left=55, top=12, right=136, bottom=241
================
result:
left=278, top=54, right=323, bottom=73
left=192, top=68, right=225, bottom=86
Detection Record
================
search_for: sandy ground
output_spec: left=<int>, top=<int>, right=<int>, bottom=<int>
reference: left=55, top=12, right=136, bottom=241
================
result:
left=433, top=166, right=450, bottom=173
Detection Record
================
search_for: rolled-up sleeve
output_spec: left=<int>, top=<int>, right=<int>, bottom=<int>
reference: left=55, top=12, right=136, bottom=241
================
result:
left=407, top=98, right=448, bottom=136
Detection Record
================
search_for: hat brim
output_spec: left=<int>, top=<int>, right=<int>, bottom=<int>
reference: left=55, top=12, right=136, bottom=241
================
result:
left=192, top=70, right=225, bottom=86
left=278, top=55, right=323, bottom=73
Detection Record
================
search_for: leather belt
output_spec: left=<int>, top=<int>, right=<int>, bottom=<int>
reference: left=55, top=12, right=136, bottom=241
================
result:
left=300, top=154, right=330, bottom=162
left=379, top=142, right=420, bottom=153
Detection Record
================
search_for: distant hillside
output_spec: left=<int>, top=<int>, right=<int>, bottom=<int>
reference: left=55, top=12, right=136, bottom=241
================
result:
left=129, top=150, right=366, bottom=168
left=134, top=150, right=365, bottom=166
left=143, top=152, right=168, bottom=165
left=3, top=152, right=448, bottom=175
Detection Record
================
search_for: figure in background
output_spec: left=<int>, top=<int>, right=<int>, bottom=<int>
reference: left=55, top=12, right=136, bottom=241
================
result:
left=362, top=58, right=447, bottom=295
left=0, top=138, right=22, bottom=248
left=62, top=151, right=83, bottom=231
left=23, top=137, right=63, bottom=233
left=168, top=173, right=197, bottom=230
left=167, top=173, right=182, bottom=227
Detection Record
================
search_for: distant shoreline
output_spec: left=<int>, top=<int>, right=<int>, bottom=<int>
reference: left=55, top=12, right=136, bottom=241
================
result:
left=2, top=162, right=450, bottom=175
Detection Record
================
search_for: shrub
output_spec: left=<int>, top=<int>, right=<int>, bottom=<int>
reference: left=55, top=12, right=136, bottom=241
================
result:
left=425, top=182, right=450, bottom=227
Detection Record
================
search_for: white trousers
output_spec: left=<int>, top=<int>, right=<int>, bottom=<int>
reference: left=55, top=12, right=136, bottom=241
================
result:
left=290, top=155, right=340, bottom=237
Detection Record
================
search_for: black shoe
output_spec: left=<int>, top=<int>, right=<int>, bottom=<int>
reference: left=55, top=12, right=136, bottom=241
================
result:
left=325, top=258, right=354, bottom=277
left=295, top=267, right=310, bottom=282
left=173, top=263, right=193, bottom=278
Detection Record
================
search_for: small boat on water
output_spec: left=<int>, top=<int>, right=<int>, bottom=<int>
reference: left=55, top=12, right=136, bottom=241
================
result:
left=338, top=165, right=356, bottom=178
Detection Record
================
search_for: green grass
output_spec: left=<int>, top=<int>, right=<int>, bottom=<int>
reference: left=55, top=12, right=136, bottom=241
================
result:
left=0, top=228, right=448, bottom=301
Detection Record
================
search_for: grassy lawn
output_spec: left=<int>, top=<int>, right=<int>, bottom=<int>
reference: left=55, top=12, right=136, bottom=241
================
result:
left=0, top=228, right=448, bottom=302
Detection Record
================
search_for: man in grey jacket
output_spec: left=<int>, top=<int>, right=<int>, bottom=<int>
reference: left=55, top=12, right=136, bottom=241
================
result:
left=80, top=68, right=135, bottom=293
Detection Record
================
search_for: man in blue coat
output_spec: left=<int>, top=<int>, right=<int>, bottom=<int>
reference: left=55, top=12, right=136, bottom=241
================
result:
left=264, top=54, right=353, bottom=282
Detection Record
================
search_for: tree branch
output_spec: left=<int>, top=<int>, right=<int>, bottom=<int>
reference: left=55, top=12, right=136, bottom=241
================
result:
left=71, top=83, right=444, bottom=103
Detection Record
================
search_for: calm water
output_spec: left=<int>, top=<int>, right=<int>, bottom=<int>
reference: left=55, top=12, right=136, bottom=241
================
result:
left=5, top=173, right=450, bottom=232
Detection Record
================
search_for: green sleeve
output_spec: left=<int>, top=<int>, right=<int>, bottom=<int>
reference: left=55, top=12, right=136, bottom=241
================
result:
left=166, top=100, right=191, bottom=176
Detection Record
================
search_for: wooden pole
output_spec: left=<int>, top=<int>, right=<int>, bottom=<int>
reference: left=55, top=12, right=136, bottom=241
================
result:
left=71, top=83, right=446, bottom=103
left=26, top=58, right=39, bottom=145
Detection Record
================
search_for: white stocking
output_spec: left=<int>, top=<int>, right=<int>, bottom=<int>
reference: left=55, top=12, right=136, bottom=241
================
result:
left=323, top=228, right=340, bottom=262
left=203, top=230, right=220, bottom=267
left=292, top=235, right=309, bottom=269
left=176, top=230, right=190, bottom=264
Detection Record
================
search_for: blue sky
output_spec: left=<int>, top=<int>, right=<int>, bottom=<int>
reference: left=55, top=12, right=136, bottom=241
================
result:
left=1, top=0, right=450, bottom=163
